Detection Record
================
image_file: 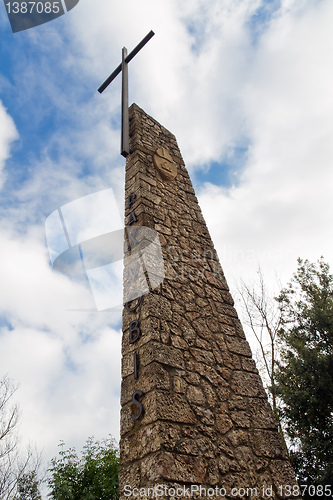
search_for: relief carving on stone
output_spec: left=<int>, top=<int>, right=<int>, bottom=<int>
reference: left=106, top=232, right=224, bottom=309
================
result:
left=153, top=147, right=177, bottom=181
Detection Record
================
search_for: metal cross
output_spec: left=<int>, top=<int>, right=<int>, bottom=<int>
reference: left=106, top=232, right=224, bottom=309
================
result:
left=98, top=30, right=155, bottom=157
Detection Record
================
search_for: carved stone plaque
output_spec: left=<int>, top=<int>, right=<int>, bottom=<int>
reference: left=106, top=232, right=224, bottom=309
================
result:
left=153, top=147, right=177, bottom=181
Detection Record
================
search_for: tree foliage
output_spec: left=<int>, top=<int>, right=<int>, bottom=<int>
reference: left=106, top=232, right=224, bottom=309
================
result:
left=276, top=258, right=333, bottom=486
left=15, top=471, right=42, bottom=500
left=47, top=436, right=120, bottom=500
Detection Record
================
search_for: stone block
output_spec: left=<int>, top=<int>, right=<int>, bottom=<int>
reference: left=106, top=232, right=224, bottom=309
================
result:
left=121, top=362, right=170, bottom=405
left=226, top=337, right=253, bottom=357
left=206, top=460, right=220, bottom=485
left=201, top=379, right=217, bottom=407
left=250, top=430, right=288, bottom=459
left=269, top=461, right=302, bottom=498
left=122, top=342, right=185, bottom=377
left=184, top=372, right=201, bottom=385
left=120, top=421, right=182, bottom=462
left=122, top=316, right=160, bottom=354
left=120, top=389, right=197, bottom=436
left=230, top=410, right=251, bottom=428
left=189, top=347, right=215, bottom=365
left=141, top=452, right=207, bottom=483
left=173, top=375, right=187, bottom=394
left=215, top=403, right=233, bottom=435
left=241, top=357, right=258, bottom=373
left=228, top=395, right=247, bottom=411
left=248, top=398, right=278, bottom=429
left=228, top=429, right=249, bottom=447
left=119, top=462, right=140, bottom=491
left=230, top=371, right=267, bottom=398
left=187, top=385, right=206, bottom=405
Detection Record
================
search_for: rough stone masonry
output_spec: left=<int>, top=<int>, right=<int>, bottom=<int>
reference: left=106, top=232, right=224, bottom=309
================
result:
left=120, top=104, right=301, bottom=499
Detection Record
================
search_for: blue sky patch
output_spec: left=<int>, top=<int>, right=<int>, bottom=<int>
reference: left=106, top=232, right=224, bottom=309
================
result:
left=193, top=145, right=249, bottom=190
left=247, top=0, right=281, bottom=45
left=0, top=317, right=14, bottom=331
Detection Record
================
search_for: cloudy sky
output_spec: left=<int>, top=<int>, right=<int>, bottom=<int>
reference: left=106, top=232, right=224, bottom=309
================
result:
left=1, top=0, right=333, bottom=488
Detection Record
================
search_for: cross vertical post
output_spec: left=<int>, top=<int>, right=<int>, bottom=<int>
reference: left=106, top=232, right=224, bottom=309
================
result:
left=121, top=47, right=129, bottom=157
left=98, top=30, right=155, bottom=158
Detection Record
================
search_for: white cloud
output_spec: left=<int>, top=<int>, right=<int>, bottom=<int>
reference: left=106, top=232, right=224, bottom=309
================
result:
left=0, top=100, right=18, bottom=188
left=0, top=227, right=90, bottom=328
left=0, top=322, right=121, bottom=464
left=0, top=225, right=121, bottom=467
left=198, top=0, right=333, bottom=290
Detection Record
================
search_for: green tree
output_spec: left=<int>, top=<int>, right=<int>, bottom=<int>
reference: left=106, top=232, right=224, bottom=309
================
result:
left=47, top=436, right=120, bottom=500
left=15, top=471, right=42, bottom=500
left=276, top=257, right=333, bottom=487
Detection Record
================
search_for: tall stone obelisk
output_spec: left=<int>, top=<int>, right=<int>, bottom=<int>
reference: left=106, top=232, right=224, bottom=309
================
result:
left=120, top=104, right=301, bottom=499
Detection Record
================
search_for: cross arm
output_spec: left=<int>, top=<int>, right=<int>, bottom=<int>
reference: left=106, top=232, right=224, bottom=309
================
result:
left=97, top=64, right=122, bottom=94
left=98, top=30, right=155, bottom=94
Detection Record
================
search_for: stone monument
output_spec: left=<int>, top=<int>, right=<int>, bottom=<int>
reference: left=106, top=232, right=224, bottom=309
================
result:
left=119, top=104, right=302, bottom=499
